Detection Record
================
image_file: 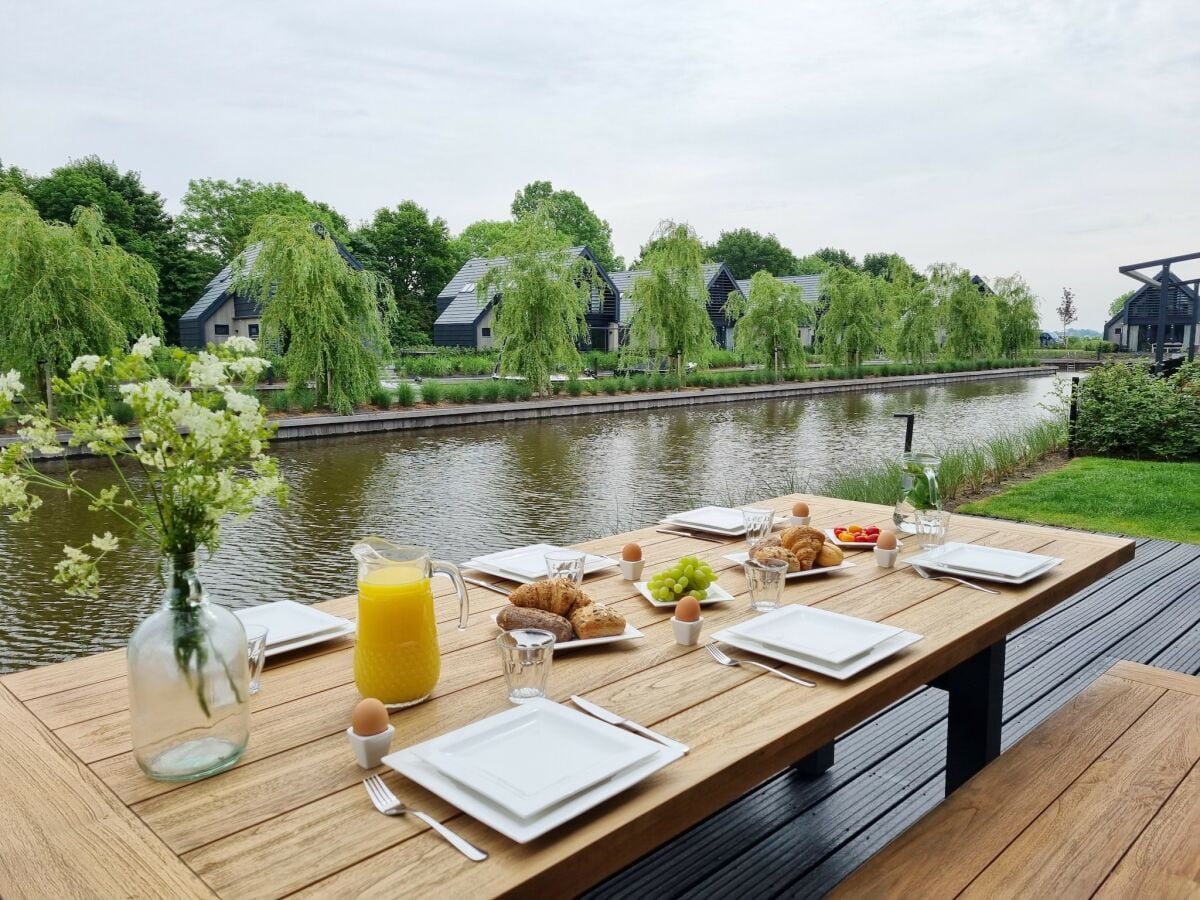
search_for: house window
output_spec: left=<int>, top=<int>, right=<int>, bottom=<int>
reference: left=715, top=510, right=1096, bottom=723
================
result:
left=481, top=327, right=492, bottom=337
left=248, top=324, right=260, bottom=338
left=213, top=324, right=230, bottom=336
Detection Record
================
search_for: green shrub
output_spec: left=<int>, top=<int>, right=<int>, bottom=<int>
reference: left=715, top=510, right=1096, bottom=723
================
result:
left=602, top=379, right=619, bottom=396
left=566, top=378, right=583, bottom=397
left=369, top=386, right=393, bottom=409
left=551, top=381, right=563, bottom=395
left=419, top=380, right=443, bottom=405
left=480, top=380, right=502, bottom=403
left=632, top=374, right=650, bottom=392
left=289, top=385, right=317, bottom=412
left=584, top=380, right=601, bottom=395
left=501, top=380, right=532, bottom=401
left=1073, top=362, right=1200, bottom=460
left=267, top=390, right=291, bottom=413
left=395, top=383, right=416, bottom=407
left=109, top=400, right=135, bottom=425
left=706, top=349, right=742, bottom=369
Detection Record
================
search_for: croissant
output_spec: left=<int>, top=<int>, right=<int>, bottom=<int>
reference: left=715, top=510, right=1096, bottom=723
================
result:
left=509, top=578, right=592, bottom=618
left=779, top=525, right=825, bottom=571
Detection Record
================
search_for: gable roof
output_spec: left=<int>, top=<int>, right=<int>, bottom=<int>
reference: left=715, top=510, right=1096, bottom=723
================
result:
left=434, top=246, right=618, bottom=328
left=611, top=262, right=744, bottom=324
left=1107, top=267, right=1199, bottom=328
left=736, top=274, right=823, bottom=303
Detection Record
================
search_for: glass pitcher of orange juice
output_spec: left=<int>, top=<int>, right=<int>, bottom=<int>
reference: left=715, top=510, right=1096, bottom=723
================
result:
left=351, top=538, right=469, bottom=708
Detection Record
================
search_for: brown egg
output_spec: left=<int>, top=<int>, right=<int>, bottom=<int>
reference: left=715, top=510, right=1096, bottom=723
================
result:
left=876, top=530, right=898, bottom=551
left=792, top=501, right=810, bottom=517
left=675, top=596, right=702, bottom=622
left=622, top=542, right=643, bottom=562
left=351, top=698, right=390, bottom=736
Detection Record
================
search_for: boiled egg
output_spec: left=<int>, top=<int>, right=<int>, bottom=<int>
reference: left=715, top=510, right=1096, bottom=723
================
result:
left=876, top=530, right=898, bottom=551
left=622, top=542, right=643, bottom=562
left=351, top=698, right=390, bottom=736
left=792, top=501, right=810, bottom=517
left=675, top=595, right=702, bottom=622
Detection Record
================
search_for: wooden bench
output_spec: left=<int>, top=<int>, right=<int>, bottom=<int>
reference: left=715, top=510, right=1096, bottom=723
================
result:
left=832, top=661, right=1200, bottom=899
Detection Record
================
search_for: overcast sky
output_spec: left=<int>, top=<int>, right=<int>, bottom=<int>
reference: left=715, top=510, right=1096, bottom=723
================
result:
left=4, top=0, right=1200, bottom=329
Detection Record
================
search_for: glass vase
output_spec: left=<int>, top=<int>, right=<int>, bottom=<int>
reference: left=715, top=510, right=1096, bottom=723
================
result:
left=127, top=552, right=251, bottom=781
left=893, top=452, right=941, bottom=534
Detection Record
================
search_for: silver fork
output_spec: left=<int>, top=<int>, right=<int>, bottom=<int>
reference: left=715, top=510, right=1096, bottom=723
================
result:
left=909, top=562, right=1000, bottom=594
left=704, top=642, right=816, bottom=687
left=362, top=775, right=488, bottom=861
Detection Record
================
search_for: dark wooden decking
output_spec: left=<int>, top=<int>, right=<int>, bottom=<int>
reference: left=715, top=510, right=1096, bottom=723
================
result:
left=588, top=537, right=1200, bottom=899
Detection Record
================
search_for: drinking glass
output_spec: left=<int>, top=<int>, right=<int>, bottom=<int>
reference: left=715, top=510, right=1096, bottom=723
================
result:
left=742, top=507, right=775, bottom=548
left=244, top=625, right=268, bottom=695
left=916, top=509, right=950, bottom=550
left=497, top=629, right=555, bottom=703
left=545, top=550, right=586, bottom=585
left=743, top=558, right=789, bottom=612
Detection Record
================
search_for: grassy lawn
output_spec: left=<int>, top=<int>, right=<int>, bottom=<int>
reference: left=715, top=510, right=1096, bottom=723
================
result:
left=958, top=457, right=1200, bottom=544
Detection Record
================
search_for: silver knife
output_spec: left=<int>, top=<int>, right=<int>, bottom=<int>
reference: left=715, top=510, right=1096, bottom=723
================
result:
left=569, top=695, right=689, bottom=755
left=463, top=576, right=511, bottom=596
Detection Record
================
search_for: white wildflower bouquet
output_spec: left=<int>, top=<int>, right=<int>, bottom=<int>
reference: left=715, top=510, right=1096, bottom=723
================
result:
left=0, top=335, right=287, bottom=594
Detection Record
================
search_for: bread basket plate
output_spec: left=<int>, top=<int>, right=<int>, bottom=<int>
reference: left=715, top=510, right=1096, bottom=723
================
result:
left=490, top=613, right=643, bottom=649
left=824, top=528, right=901, bottom=549
left=634, top=581, right=735, bottom=608
left=723, top=552, right=857, bottom=579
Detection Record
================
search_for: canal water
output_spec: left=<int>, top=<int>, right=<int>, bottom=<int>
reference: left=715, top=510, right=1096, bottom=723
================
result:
left=0, top=374, right=1061, bottom=672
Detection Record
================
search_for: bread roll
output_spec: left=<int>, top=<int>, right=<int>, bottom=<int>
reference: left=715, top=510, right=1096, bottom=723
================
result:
left=752, top=544, right=802, bottom=573
left=569, top=603, right=626, bottom=639
left=496, top=606, right=574, bottom=643
left=779, top=525, right=825, bottom=571
left=509, top=578, right=591, bottom=618
left=815, top=543, right=844, bottom=568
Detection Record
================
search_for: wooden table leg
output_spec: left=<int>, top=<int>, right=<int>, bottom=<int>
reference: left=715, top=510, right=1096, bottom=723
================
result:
left=793, top=740, right=835, bottom=777
left=931, top=638, right=1006, bottom=795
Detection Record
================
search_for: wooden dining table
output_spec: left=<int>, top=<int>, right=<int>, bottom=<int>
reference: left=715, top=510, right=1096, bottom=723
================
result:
left=0, top=495, right=1134, bottom=899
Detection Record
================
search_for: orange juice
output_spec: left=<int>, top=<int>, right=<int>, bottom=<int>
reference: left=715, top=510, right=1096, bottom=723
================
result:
left=354, top=563, right=440, bottom=706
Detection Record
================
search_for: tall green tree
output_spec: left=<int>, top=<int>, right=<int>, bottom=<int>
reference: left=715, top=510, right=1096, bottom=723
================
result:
left=454, top=219, right=518, bottom=260
left=0, top=193, right=159, bottom=384
left=813, top=247, right=859, bottom=271
left=353, top=201, right=468, bottom=347
left=476, top=208, right=599, bottom=394
left=726, top=271, right=812, bottom=371
left=933, top=263, right=998, bottom=359
left=623, top=221, right=715, bottom=379
left=510, top=180, right=623, bottom=271
left=0, top=160, right=32, bottom=198
left=1108, top=290, right=1134, bottom=317
left=179, top=178, right=348, bottom=259
left=817, top=266, right=883, bottom=366
left=231, top=215, right=395, bottom=414
left=890, top=259, right=939, bottom=363
left=991, top=274, right=1041, bottom=357
left=705, top=229, right=800, bottom=279
left=794, top=254, right=831, bottom=275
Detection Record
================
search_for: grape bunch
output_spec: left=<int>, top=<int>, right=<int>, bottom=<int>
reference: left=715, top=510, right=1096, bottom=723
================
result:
left=646, top=555, right=716, bottom=603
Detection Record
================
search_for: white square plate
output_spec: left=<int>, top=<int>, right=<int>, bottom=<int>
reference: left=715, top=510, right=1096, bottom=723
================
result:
left=417, top=702, right=658, bottom=820
left=490, top=613, right=643, bottom=649
left=234, top=600, right=352, bottom=647
left=634, top=580, right=735, bottom=608
left=724, top=604, right=901, bottom=666
left=466, top=544, right=616, bottom=583
left=723, top=552, right=857, bottom=580
left=663, top=506, right=747, bottom=535
left=712, top=619, right=923, bottom=680
left=914, top=542, right=1058, bottom=579
left=385, top=699, right=684, bottom=842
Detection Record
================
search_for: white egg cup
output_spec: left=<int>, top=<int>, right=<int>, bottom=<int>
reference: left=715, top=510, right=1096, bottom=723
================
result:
left=620, top=559, right=644, bottom=581
left=347, top=724, right=395, bottom=769
left=671, top=616, right=704, bottom=646
left=874, top=546, right=900, bottom=569
left=790, top=515, right=811, bottom=527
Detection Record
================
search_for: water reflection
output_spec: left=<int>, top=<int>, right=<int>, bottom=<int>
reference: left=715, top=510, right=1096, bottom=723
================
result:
left=0, top=375, right=1060, bottom=672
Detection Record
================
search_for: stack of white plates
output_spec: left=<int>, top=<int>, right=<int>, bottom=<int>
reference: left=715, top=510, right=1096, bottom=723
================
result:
left=711, top=605, right=922, bottom=679
left=384, top=699, right=684, bottom=842
left=464, top=544, right=616, bottom=584
left=234, top=600, right=355, bottom=657
left=660, top=506, right=748, bottom=536
left=908, top=543, right=1062, bottom=584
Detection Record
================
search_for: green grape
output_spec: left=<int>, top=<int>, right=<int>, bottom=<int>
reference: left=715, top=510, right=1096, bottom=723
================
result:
left=693, top=589, right=707, bottom=601
left=678, top=576, right=689, bottom=588
left=656, top=587, right=671, bottom=600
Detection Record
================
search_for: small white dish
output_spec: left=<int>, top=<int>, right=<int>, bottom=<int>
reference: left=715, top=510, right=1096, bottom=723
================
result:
left=490, top=613, right=643, bottom=649
left=723, top=552, right=856, bottom=580
left=234, top=601, right=355, bottom=657
left=824, top=528, right=896, bottom=550
left=874, top=547, right=900, bottom=569
left=347, top=724, right=394, bottom=769
left=671, top=617, right=703, bottom=646
left=466, top=544, right=616, bottom=584
left=664, top=506, right=746, bottom=533
left=724, top=604, right=902, bottom=666
left=634, top=581, right=735, bottom=608
left=790, top=515, right=811, bottom=527
left=908, top=543, right=1062, bottom=584
left=711, top=627, right=923, bottom=680
left=619, top=558, right=644, bottom=581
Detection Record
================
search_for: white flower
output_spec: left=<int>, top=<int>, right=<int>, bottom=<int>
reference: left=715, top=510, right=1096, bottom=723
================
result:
left=228, top=356, right=268, bottom=380
left=90, top=532, right=119, bottom=553
left=188, top=352, right=229, bottom=388
left=222, top=388, right=260, bottom=426
left=69, top=355, right=104, bottom=374
left=131, top=335, right=162, bottom=358
left=224, top=335, right=258, bottom=354
left=0, top=370, right=22, bottom=403
left=17, top=416, right=63, bottom=456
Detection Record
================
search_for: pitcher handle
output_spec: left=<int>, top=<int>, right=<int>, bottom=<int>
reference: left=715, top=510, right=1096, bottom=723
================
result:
left=432, top=559, right=470, bottom=631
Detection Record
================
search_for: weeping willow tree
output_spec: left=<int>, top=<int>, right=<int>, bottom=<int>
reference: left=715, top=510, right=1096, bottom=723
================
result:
left=890, top=259, right=939, bottom=363
left=991, top=273, right=1040, bottom=357
left=817, top=266, right=883, bottom=367
left=475, top=207, right=598, bottom=395
left=232, top=215, right=396, bottom=414
left=726, top=270, right=812, bottom=372
left=933, top=263, right=999, bottom=360
left=623, top=221, right=714, bottom=380
left=0, top=192, right=159, bottom=387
